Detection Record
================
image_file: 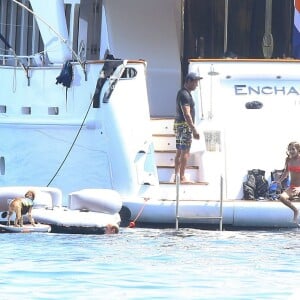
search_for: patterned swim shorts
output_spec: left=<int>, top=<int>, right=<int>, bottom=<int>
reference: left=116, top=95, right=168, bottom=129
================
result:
left=174, top=122, right=192, bottom=150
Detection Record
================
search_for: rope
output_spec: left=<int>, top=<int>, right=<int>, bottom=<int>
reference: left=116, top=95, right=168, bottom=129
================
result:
left=46, top=95, right=94, bottom=187
left=128, top=198, right=149, bottom=228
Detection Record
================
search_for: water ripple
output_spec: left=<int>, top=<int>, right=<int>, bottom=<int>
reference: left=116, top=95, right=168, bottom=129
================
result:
left=0, top=228, right=299, bottom=299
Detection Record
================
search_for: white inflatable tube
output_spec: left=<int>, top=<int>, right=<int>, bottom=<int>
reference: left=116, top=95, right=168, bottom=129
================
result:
left=0, top=224, right=51, bottom=233
left=0, top=186, right=62, bottom=211
left=68, top=189, right=122, bottom=214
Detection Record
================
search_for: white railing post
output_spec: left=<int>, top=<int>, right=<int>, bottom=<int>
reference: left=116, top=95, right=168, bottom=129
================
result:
left=175, top=173, right=180, bottom=230
left=219, top=175, right=224, bottom=231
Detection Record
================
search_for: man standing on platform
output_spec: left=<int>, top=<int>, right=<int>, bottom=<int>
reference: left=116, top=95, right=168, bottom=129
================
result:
left=174, top=72, right=201, bottom=183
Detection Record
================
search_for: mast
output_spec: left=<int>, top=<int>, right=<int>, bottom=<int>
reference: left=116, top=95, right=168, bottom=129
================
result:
left=262, top=0, right=273, bottom=58
left=12, top=0, right=86, bottom=76
left=29, top=0, right=71, bottom=63
left=223, top=0, right=228, bottom=54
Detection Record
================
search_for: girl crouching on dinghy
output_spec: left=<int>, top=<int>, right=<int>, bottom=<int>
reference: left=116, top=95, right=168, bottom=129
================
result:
left=277, top=141, right=300, bottom=224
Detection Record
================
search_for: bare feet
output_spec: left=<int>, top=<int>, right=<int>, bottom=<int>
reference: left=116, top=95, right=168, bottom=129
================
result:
left=180, top=176, right=194, bottom=184
left=172, top=175, right=194, bottom=184
left=293, top=209, right=299, bottom=224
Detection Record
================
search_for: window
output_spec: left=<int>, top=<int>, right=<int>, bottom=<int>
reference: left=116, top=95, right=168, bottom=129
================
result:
left=48, top=107, right=59, bottom=115
left=21, top=107, right=31, bottom=115
left=0, top=105, right=7, bottom=113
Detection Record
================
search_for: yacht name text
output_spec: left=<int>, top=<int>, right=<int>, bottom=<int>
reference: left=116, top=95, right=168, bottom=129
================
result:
left=234, top=84, right=300, bottom=96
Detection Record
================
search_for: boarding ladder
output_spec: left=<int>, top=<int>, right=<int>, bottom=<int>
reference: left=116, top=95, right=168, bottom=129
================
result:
left=151, top=117, right=223, bottom=230
left=175, top=175, right=224, bottom=231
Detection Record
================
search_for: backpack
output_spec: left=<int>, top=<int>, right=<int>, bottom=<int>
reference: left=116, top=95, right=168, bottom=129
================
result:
left=243, top=169, right=269, bottom=200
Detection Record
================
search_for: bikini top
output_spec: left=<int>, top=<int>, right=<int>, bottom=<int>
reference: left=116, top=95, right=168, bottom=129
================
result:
left=288, top=165, right=300, bottom=172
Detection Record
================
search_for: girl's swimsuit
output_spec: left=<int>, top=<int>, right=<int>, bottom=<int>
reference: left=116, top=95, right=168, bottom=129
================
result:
left=288, top=165, right=300, bottom=172
left=287, top=166, right=300, bottom=189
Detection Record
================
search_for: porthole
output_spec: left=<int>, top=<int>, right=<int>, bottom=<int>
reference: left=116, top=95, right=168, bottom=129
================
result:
left=121, top=67, right=137, bottom=79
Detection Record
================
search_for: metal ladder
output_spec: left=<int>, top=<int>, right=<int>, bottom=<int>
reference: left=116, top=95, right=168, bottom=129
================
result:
left=175, top=175, right=224, bottom=231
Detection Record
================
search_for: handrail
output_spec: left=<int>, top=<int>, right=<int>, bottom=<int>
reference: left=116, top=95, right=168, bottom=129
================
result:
left=0, top=54, right=41, bottom=77
left=175, top=173, right=180, bottom=230
left=219, top=176, right=224, bottom=231
left=103, top=60, right=128, bottom=103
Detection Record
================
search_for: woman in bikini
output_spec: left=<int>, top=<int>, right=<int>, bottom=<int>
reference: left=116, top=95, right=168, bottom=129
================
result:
left=277, top=141, right=300, bottom=224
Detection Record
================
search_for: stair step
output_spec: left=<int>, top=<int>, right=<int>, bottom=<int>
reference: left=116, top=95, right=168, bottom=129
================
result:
left=160, top=181, right=209, bottom=185
left=154, top=151, right=199, bottom=167
left=152, top=135, right=176, bottom=151
left=157, top=165, right=198, bottom=169
left=155, top=150, right=176, bottom=153
left=150, top=118, right=174, bottom=135
left=151, top=117, right=203, bottom=183
left=157, top=168, right=200, bottom=182
left=153, top=133, right=174, bottom=137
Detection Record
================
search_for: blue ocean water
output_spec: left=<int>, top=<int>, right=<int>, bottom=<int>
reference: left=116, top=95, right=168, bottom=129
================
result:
left=0, top=228, right=299, bottom=300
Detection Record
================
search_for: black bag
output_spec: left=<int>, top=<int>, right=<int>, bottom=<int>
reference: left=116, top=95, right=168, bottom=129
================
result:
left=243, top=169, right=269, bottom=200
left=243, top=174, right=256, bottom=200
left=56, top=60, right=73, bottom=88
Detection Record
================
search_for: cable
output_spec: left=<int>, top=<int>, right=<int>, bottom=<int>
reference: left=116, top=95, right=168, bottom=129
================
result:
left=47, top=95, right=94, bottom=187
left=128, top=198, right=149, bottom=228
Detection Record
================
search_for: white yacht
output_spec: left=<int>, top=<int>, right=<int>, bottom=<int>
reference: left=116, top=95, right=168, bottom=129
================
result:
left=0, top=0, right=299, bottom=230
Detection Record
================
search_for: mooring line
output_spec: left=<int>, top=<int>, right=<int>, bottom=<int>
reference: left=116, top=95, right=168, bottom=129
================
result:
left=128, top=198, right=149, bottom=228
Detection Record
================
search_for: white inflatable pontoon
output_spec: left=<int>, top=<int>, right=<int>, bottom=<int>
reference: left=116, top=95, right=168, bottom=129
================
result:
left=0, top=186, right=121, bottom=234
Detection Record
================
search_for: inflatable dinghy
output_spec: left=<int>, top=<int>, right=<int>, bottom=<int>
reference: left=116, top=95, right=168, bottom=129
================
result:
left=0, top=223, right=51, bottom=233
left=0, top=186, right=121, bottom=234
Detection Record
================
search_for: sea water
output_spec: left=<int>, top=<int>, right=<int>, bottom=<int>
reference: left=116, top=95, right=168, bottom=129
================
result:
left=0, top=228, right=299, bottom=300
